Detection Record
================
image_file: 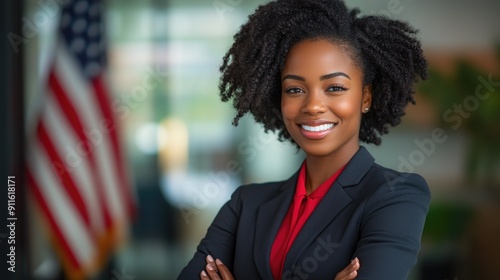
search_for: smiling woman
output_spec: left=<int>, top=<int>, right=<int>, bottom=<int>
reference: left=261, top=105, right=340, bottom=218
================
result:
left=280, top=40, right=371, bottom=176
left=178, top=0, right=430, bottom=279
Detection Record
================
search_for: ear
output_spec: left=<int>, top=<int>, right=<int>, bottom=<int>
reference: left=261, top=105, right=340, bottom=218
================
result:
left=362, top=84, right=372, bottom=113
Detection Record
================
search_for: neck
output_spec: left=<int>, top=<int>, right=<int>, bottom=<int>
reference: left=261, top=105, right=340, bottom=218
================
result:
left=304, top=145, right=359, bottom=194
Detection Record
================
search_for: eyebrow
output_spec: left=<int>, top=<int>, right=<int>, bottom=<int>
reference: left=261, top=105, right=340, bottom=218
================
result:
left=282, top=72, right=351, bottom=82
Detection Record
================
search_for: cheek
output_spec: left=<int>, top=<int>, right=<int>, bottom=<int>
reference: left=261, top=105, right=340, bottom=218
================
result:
left=333, top=92, right=363, bottom=117
left=280, top=98, right=297, bottom=120
left=333, top=99, right=358, bottom=117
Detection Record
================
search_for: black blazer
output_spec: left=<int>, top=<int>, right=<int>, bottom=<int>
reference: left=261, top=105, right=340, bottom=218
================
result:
left=178, top=147, right=431, bottom=280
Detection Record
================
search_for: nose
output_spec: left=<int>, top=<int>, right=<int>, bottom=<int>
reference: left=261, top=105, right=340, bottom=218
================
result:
left=301, top=90, right=327, bottom=115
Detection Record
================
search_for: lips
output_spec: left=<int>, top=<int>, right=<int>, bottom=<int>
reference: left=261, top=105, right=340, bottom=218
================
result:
left=301, top=123, right=334, bottom=132
left=298, top=121, right=337, bottom=140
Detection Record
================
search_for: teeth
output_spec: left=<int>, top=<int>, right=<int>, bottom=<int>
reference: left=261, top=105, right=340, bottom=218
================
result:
left=301, top=123, right=334, bottom=132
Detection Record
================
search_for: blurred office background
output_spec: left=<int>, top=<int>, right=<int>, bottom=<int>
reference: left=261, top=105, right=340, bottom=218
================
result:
left=1, top=0, right=499, bottom=279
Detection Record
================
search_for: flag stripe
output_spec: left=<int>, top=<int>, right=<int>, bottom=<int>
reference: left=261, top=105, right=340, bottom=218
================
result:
left=53, top=50, right=118, bottom=225
left=90, top=79, right=129, bottom=221
left=49, top=66, right=113, bottom=228
left=30, top=142, right=95, bottom=266
left=27, top=169, right=81, bottom=270
left=48, top=70, right=90, bottom=153
left=92, top=77, right=136, bottom=217
left=36, top=122, right=91, bottom=229
left=42, top=94, right=105, bottom=233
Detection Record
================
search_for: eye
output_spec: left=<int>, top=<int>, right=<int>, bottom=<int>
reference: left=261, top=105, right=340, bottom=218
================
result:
left=326, top=85, right=348, bottom=92
left=284, top=87, right=304, bottom=94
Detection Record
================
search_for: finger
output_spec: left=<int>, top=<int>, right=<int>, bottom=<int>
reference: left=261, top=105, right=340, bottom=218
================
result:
left=344, top=258, right=360, bottom=279
left=205, top=263, right=221, bottom=280
left=346, top=270, right=357, bottom=279
left=349, top=257, right=360, bottom=271
left=215, top=259, right=235, bottom=280
left=335, top=269, right=356, bottom=280
left=334, top=258, right=360, bottom=280
left=200, top=270, right=210, bottom=280
left=206, top=255, right=218, bottom=272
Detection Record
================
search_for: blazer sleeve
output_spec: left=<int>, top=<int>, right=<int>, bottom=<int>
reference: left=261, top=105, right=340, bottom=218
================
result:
left=177, top=186, right=243, bottom=280
left=354, top=173, right=431, bottom=280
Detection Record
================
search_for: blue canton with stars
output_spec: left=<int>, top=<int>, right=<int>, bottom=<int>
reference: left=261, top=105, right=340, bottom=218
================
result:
left=60, top=0, right=107, bottom=79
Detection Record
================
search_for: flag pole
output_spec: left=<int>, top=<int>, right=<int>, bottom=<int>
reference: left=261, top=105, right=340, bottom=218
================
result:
left=1, top=0, right=28, bottom=278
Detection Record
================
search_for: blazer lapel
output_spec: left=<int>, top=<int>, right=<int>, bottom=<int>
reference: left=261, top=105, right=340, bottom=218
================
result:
left=253, top=172, right=298, bottom=279
left=283, top=146, right=375, bottom=273
left=282, top=181, right=351, bottom=274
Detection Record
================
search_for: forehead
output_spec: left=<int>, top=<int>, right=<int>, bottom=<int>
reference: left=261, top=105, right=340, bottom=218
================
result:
left=281, top=39, right=361, bottom=77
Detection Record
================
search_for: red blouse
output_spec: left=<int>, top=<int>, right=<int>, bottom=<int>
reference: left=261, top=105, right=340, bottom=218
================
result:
left=270, top=162, right=345, bottom=279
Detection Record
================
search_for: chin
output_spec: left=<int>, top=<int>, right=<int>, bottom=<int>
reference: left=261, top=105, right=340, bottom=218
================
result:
left=298, top=142, right=340, bottom=158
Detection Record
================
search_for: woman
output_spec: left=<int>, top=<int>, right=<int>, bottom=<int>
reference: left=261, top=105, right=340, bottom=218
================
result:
left=178, top=0, right=430, bottom=279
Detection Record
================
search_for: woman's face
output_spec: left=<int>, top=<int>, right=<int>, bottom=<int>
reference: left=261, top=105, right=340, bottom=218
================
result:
left=281, top=39, right=371, bottom=158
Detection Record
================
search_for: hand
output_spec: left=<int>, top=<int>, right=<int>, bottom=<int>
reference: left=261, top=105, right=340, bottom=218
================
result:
left=334, top=257, right=360, bottom=280
left=200, top=255, right=234, bottom=280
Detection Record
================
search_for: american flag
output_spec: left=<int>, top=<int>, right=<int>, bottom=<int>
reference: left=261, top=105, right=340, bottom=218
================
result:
left=26, top=0, right=136, bottom=278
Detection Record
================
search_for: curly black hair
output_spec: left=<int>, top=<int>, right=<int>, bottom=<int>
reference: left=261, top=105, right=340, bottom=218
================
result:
left=219, top=0, right=427, bottom=145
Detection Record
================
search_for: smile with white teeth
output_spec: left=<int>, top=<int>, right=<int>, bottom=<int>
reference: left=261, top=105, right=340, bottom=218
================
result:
left=301, top=123, right=335, bottom=132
